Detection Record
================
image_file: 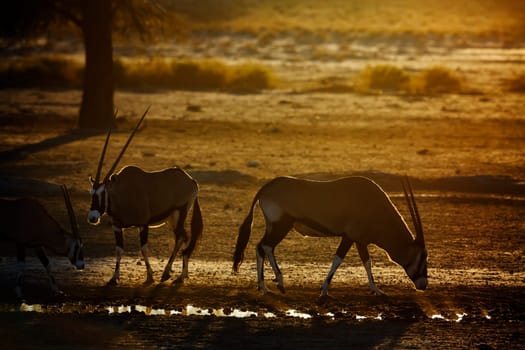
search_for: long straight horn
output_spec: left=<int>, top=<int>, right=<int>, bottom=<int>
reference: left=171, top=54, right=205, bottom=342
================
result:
left=402, top=176, right=424, bottom=245
left=61, top=184, right=80, bottom=239
left=93, top=109, right=118, bottom=185
left=103, top=105, right=151, bottom=182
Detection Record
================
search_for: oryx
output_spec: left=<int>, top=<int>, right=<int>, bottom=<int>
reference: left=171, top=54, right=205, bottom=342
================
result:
left=0, top=185, right=84, bottom=298
left=87, top=107, right=203, bottom=285
left=233, top=176, right=428, bottom=296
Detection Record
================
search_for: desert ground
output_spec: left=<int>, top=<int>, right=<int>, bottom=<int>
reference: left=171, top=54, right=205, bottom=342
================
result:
left=1, top=2, right=525, bottom=348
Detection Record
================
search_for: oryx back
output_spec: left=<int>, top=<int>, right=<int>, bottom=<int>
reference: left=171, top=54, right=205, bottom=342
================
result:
left=0, top=198, right=64, bottom=248
left=108, top=166, right=198, bottom=227
left=258, top=176, right=410, bottom=245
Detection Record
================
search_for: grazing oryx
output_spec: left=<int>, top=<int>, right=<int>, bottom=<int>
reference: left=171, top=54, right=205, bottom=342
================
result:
left=87, top=107, right=203, bottom=285
left=0, top=185, right=84, bottom=297
left=233, top=176, right=428, bottom=296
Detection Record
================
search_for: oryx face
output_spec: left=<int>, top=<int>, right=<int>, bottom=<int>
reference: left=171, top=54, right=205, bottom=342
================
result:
left=68, top=238, right=85, bottom=270
left=405, top=245, right=428, bottom=291
left=88, top=180, right=106, bottom=225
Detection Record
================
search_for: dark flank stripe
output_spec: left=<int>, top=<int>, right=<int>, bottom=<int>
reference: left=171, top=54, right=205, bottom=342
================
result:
left=295, top=217, right=341, bottom=238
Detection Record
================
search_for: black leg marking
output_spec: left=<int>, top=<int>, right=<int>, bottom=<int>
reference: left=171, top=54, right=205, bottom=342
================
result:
left=35, top=247, right=50, bottom=268
left=356, top=242, right=370, bottom=263
left=336, top=237, right=354, bottom=260
left=115, top=230, right=124, bottom=249
left=140, top=226, right=149, bottom=247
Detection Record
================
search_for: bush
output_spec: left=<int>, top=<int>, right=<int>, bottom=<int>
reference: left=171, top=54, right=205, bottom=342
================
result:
left=418, top=66, right=462, bottom=93
left=0, top=56, right=83, bottom=88
left=1, top=56, right=277, bottom=92
left=115, top=57, right=276, bottom=92
left=226, top=63, right=276, bottom=92
left=356, top=64, right=410, bottom=92
left=504, top=72, right=525, bottom=92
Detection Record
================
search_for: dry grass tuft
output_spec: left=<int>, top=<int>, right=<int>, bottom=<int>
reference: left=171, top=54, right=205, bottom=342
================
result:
left=0, top=56, right=83, bottom=88
left=412, top=66, right=463, bottom=94
left=503, top=72, right=525, bottom=92
left=0, top=56, right=277, bottom=92
left=353, top=64, right=464, bottom=95
left=114, top=58, right=277, bottom=92
left=356, top=65, right=410, bottom=93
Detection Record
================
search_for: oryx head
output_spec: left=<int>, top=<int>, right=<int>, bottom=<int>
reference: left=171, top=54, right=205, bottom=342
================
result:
left=87, top=106, right=150, bottom=225
left=402, top=177, right=428, bottom=291
left=61, top=185, right=85, bottom=270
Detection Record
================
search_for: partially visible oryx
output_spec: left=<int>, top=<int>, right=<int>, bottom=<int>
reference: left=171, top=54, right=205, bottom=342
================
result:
left=87, top=107, right=203, bottom=285
left=0, top=185, right=84, bottom=297
left=233, top=176, right=428, bottom=296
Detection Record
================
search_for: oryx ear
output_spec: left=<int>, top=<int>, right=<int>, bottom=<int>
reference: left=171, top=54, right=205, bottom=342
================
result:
left=89, top=176, right=94, bottom=184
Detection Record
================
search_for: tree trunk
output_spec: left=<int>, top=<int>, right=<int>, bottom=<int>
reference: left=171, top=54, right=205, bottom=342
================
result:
left=78, top=0, right=114, bottom=130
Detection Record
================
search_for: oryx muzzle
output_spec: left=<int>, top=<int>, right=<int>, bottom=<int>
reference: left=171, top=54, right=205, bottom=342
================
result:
left=233, top=175, right=428, bottom=296
left=88, top=106, right=203, bottom=286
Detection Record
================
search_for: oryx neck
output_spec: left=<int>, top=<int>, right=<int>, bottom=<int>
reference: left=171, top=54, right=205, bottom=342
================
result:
left=375, top=225, right=415, bottom=268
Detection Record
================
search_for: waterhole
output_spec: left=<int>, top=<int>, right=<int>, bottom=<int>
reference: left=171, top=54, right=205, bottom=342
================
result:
left=0, top=302, right=492, bottom=322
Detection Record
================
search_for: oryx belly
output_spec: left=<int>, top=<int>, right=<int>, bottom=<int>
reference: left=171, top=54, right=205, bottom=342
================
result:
left=293, top=222, right=333, bottom=238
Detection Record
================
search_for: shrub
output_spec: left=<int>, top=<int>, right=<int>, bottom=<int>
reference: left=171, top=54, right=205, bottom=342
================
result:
left=226, top=63, right=276, bottom=92
left=115, top=57, right=276, bottom=92
left=0, top=56, right=83, bottom=88
left=418, top=66, right=462, bottom=93
left=0, top=56, right=276, bottom=92
left=356, top=64, right=410, bottom=92
left=504, top=72, right=525, bottom=92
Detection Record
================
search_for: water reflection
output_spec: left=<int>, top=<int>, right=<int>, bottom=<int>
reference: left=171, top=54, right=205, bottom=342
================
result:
left=0, top=302, right=484, bottom=322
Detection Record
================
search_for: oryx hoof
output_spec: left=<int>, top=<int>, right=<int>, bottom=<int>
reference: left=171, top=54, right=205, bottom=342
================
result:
left=173, top=275, right=186, bottom=284
left=160, top=273, right=171, bottom=282
left=52, top=289, right=65, bottom=297
left=143, top=276, right=155, bottom=286
left=277, top=285, right=286, bottom=294
left=107, top=278, right=119, bottom=286
left=257, top=285, right=270, bottom=295
left=318, top=294, right=336, bottom=304
left=370, top=288, right=386, bottom=296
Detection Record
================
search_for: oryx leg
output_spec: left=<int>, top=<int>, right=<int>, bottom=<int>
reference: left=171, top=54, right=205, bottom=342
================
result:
left=356, top=243, right=385, bottom=296
left=320, top=237, right=354, bottom=297
left=162, top=208, right=189, bottom=283
left=257, top=217, right=292, bottom=294
left=35, top=247, right=62, bottom=296
left=140, top=226, right=155, bottom=285
left=108, top=226, right=124, bottom=285
left=15, top=244, right=26, bottom=298
left=179, top=199, right=202, bottom=283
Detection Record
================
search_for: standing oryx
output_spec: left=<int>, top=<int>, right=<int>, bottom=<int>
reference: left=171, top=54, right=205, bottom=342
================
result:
left=233, top=176, right=428, bottom=296
left=87, top=107, right=203, bottom=285
left=0, top=185, right=84, bottom=297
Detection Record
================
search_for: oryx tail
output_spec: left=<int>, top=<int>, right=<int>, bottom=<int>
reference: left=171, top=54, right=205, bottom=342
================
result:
left=233, top=184, right=267, bottom=272
left=186, top=196, right=203, bottom=258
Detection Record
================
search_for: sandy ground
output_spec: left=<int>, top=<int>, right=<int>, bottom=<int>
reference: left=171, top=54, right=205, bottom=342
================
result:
left=0, top=41, right=524, bottom=348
